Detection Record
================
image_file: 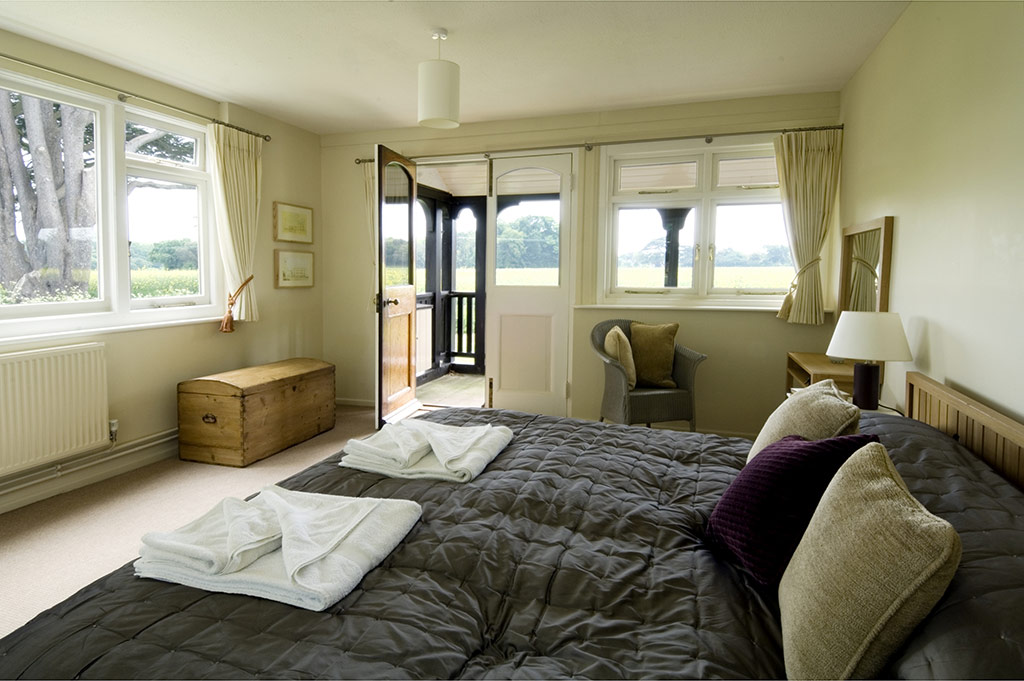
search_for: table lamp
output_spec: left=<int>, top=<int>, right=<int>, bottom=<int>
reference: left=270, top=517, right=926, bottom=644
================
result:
left=826, top=311, right=912, bottom=409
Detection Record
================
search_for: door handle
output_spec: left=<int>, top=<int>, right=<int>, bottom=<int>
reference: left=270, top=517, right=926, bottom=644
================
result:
left=385, top=298, right=400, bottom=306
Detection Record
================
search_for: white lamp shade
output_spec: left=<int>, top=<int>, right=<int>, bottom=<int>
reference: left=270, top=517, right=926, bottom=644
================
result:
left=826, top=311, right=913, bottom=362
left=418, top=59, right=460, bottom=129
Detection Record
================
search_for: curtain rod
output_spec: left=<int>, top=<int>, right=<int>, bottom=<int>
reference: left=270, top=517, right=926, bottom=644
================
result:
left=351, top=123, right=844, bottom=163
left=0, top=51, right=272, bottom=141
left=566, top=123, right=845, bottom=153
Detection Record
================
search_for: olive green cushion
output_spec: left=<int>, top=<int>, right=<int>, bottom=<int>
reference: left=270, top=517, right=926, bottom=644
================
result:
left=603, top=326, right=637, bottom=390
left=778, top=442, right=962, bottom=680
left=748, top=379, right=859, bottom=462
left=630, top=322, right=678, bottom=388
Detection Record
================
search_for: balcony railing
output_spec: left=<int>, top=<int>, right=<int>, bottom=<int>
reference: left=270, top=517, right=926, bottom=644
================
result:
left=449, top=292, right=477, bottom=359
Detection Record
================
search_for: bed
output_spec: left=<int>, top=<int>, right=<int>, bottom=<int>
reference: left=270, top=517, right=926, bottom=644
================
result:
left=1, top=371, right=1022, bottom=679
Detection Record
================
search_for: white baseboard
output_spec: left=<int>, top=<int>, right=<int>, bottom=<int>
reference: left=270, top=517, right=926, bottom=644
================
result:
left=0, top=429, right=179, bottom=515
left=336, top=397, right=374, bottom=408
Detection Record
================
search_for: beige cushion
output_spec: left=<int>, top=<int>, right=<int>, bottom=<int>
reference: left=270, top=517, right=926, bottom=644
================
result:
left=603, top=326, right=637, bottom=390
left=778, top=442, right=962, bottom=680
left=747, top=379, right=859, bottom=462
left=630, top=322, right=678, bottom=388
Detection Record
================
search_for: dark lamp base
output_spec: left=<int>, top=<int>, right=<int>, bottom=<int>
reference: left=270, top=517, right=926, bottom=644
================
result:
left=853, top=362, right=881, bottom=410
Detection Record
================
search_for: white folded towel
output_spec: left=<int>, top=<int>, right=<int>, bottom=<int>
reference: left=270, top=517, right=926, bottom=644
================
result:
left=341, top=419, right=513, bottom=482
left=135, top=486, right=422, bottom=611
left=137, top=496, right=281, bottom=575
left=343, top=423, right=431, bottom=469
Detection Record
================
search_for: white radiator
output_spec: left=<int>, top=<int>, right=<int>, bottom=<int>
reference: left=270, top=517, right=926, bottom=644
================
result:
left=0, top=343, right=109, bottom=478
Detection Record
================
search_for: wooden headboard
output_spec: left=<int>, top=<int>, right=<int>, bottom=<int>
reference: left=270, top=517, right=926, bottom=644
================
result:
left=906, top=371, right=1024, bottom=490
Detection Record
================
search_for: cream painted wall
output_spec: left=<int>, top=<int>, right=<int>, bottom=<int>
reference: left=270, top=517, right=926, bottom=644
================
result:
left=1, top=31, right=324, bottom=446
left=321, top=92, right=842, bottom=435
left=839, top=1, right=1024, bottom=421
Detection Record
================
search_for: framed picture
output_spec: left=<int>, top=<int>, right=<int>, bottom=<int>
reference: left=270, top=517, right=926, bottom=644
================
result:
left=274, top=250, right=314, bottom=288
left=273, top=201, right=313, bottom=243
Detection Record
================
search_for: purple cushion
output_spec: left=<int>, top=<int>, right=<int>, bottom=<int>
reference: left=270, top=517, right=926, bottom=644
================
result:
left=706, top=432, right=880, bottom=586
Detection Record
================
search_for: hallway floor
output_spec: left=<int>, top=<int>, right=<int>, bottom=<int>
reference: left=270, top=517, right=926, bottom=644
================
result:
left=416, top=373, right=485, bottom=408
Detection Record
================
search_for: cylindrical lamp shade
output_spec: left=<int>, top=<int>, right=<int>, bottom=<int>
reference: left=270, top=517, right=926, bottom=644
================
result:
left=418, top=59, right=460, bottom=129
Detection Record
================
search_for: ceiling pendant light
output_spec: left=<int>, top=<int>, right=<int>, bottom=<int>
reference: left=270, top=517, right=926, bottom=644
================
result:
left=418, top=28, right=460, bottom=129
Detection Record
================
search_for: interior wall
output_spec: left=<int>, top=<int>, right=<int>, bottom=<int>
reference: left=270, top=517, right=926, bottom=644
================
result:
left=321, top=92, right=842, bottom=435
left=839, top=1, right=1024, bottom=421
left=0, top=30, right=324, bottom=446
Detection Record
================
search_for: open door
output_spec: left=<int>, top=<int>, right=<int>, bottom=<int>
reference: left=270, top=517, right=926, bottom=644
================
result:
left=485, top=153, right=573, bottom=416
left=377, top=145, right=418, bottom=425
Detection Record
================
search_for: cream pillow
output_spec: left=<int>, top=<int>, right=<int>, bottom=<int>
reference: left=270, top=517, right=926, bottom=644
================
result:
left=778, top=442, right=962, bottom=680
left=747, top=379, right=859, bottom=462
left=603, top=326, right=636, bottom=390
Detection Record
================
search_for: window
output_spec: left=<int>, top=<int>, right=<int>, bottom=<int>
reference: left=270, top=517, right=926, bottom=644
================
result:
left=494, top=167, right=562, bottom=287
left=599, top=135, right=792, bottom=307
left=0, top=69, right=220, bottom=342
left=454, top=207, right=478, bottom=292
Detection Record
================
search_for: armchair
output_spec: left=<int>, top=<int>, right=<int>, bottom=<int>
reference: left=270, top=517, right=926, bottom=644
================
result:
left=591, top=319, right=707, bottom=430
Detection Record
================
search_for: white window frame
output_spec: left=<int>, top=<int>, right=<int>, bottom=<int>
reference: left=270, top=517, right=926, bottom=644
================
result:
left=123, top=110, right=213, bottom=311
left=597, top=134, right=790, bottom=310
left=0, top=69, right=223, bottom=346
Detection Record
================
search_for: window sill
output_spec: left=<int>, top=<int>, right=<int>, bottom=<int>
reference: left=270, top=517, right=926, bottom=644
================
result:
left=577, top=302, right=784, bottom=313
left=0, top=308, right=226, bottom=349
left=583, top=292, right=787, bottom=312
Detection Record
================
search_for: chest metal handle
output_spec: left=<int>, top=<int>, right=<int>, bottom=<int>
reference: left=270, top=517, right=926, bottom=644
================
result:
left=202, top=413, right=218, bottom=424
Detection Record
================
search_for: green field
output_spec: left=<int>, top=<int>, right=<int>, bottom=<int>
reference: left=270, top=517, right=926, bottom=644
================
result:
left=129, top=269, right=200, bottom=298
left=1, top=269, right=200, bottom=306
left=402, top=266, right=793, bottom=291
left=617, top=266, right=793, bottom=290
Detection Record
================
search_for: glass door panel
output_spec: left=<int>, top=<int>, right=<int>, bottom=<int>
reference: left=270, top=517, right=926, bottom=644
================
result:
left=494, top=168, right=561, bottom=287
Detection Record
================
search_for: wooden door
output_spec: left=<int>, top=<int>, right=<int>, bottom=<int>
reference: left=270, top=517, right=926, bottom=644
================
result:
left=377, top=145, right=418, bottom=425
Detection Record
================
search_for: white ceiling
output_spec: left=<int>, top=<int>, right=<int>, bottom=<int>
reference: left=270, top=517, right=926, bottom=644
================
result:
left=0, top=1, right=908, bottom=136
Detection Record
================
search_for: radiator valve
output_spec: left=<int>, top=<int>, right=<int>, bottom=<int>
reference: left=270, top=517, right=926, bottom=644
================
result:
left=109, top=419, right=119, bottom=443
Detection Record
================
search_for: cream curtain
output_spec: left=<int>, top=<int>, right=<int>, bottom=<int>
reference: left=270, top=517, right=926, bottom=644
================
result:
left=849, top=229, right=881, bottom=311
left=774, top=129, right=843, bottom=325
left=363, top=159, right=377, bottom=270
left=362, top=159, right=379, bottom=314
left=209, top=124, right=263, bottom=321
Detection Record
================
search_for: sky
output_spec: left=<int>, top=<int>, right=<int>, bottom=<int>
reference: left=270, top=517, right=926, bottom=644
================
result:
left=127, top=184, right=199, bottom=244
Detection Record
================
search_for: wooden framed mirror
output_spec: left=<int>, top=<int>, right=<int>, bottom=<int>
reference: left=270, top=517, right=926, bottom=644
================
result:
left=839, top=216, right=893, bottom=313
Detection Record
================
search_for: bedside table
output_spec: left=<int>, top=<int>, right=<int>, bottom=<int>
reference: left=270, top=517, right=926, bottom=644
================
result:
left=785, top=352, right=856, bottom=396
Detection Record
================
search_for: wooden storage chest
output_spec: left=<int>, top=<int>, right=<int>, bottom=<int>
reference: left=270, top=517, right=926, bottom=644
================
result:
left=178, top=358, right=335, bottom=467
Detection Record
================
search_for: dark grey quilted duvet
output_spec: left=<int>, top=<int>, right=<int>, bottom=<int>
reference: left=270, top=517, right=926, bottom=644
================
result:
left=1, top=409, right=1022, bottom=679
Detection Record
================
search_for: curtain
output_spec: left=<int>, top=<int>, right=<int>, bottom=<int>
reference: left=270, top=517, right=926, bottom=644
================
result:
left=774, top=129, right=843, bottom=325
left=362, top=158, right=378, bottom=312
left=209, top=124, right=263, bottom=321
left=363, top=158, right=377, bottom=261
left=848, top=229, right=881, bottom=311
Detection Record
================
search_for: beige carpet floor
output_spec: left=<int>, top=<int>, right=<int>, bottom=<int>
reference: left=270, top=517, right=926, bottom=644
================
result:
left=0, top=406, right=375, bottom=639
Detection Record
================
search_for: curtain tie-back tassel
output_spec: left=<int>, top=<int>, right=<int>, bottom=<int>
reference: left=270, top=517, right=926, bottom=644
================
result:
left=794, top=257, right=821, bottom=279
left=777, top=257, right=821, bottom=321
left=219, top=275, right=255, bottom=333
left=852, top=255, right=879, bottom=281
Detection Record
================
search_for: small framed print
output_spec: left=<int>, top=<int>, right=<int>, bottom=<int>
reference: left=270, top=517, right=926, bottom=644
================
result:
left=273, top=201, right=313, bottom=243
left=274, top=250, right=313, bottom=288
